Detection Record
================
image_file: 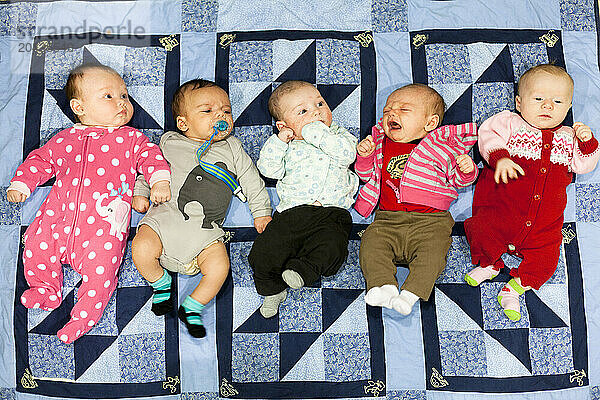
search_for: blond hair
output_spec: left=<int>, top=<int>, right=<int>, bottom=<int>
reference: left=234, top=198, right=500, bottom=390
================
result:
left=268, top=80, right=315, bottom=121
left=517, top=64, right=573, bottom=96
left=392, top=83, right=445, bottom=123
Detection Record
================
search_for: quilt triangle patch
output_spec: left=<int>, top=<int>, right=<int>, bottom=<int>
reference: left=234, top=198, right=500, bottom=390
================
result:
left=321, top=288, right=363, bottom=332
left=274, top=40, right=316, bottom=83
left=128, top=86, right=165, bottom=129
left=483, top=331, right=532, bottom=377
left=234, top=308, right=280, bottom=334
left=230, top=82, right=273, bottom=126
left=76, top=337, right=121, bottom=382
left=232, top=286, right=264, bottom=332
left=323, top=292, right=368, bottom=334
left=29, top=289, right=75, bottom=335
left=441, top=84, right=472, bottom=126
left=486, top=328, right=532, bottom=373
left=431, top=83, right=472, bottom=112
left=525, top=291, right=568, bottom=329
left=316, top=84, right=359, bottom=113
left=434, top=287, right=482, bottom=332
left=331, top=85, right=360, bottom=130
left=119, top=297, right=166, bottom=335
left=533, top=284, right=570, bottom=326
left=83, top=44, right=126, bottom=75
left=474, top=45, right=515, bottom=84
left=280, top=333, right=324, bottom=381
left=436, top=284, right=484, bottom=329
left=467, top=43, right=509, bottom=83
left=74, top=334, right=119, bottom=380
left=116, top=286, right=152, bottom=333
left=47, top=89, right=77, bottom=123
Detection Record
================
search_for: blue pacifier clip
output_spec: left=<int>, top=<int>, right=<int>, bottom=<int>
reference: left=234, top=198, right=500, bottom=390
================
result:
left=195, top=121, right=247, bottom=202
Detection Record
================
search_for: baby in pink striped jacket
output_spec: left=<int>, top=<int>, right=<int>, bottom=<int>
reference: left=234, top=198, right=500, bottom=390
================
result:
left=354, top=84, right=478, bottom=315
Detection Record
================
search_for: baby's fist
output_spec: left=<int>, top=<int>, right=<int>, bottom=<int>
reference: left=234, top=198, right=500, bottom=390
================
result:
left=149, top=181, right=171, bottom=205
left=357, top=136, right=376, bottom=157
left=7, top=189, right=27, bottom=203
left=277, top=127, right=295, bottom=143
left=573, top=122, right=593, bottom=142
left=456, top=154, right=475, bottom=174
left=132, top=195, right=150, bottom=213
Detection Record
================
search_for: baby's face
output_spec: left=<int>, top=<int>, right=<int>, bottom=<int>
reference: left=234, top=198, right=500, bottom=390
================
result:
left=278, top=85, right=332, bottom=138
left=382, top=89, right=433, bottom=143
left=516, top=72, right=573, bottom=130
left=177, top=86, right=233, bottom=142
left=73, top=69, right=133, bottom=127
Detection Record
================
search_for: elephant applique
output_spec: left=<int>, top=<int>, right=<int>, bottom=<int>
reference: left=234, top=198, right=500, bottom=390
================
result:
left=178, top=162, right=236, bottom=228
left=95, top=192, right=131, bottom=241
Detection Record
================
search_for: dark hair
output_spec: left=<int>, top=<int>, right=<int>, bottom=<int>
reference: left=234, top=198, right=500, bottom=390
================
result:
left=172, top=79, right=220, bottom=120
left=64, top=63, right=121, bottom=101
left=268, top=80, right=315, bottom=121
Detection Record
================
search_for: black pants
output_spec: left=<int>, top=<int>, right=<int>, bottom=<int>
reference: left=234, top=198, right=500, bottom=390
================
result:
left=248, top=205, right=352, bottom=296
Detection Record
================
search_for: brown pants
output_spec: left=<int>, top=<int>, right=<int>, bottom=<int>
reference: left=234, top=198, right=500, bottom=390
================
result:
left=359, top=210, right=454, bottom=300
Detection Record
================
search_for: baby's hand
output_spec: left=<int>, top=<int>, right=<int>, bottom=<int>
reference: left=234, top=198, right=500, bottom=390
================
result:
left=7, top=189, right=26, bottom=203
left=494, top=157, right=525, bottom=184
left=456, top=154, right=475, bottom=174
left=573, top=122, right=593, bottom=142
left=132, top=195, right=150, bottom=213
left=277, top=127, right=295, bottom=143
left=149, top=181, right=171, bottom=205
left=357, top=136, right=376, bottom=157
left=254, top=215, right=272, bottom=233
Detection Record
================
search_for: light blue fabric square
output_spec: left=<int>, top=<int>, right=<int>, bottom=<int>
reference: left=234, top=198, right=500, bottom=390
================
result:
left=323, top=333, right=370, bottom=381
left=28, top=334, right=74, bottom=380
left=87, top=291, right=118, bottom=336
left=230, top=41, right=273, bottom=83
left=231, top=333, right=279, bottom=382
left=123, top=47, right=167, bottom=87
left=509, top=43, right=549, bottom=82
left=481, top=282, right=530, bottom=330
left=576, top=183, right=600, bottom=222
left=529, top=327, right=574, bottom=375
left=387, top=390, right=426, bottom=400
left=181, top=0, right=218, bottom=33
left=0, top=187, right=21, bottom=225
left=439, top=330, right=486, bottom=376
left=279, top=288, right=322, bottom=332
left=372, top=0, right=408, bottom=33
left=44, top=48, right=84, bottom=90
left=0, top=388, right=15, bottom=400
left=233, top=126, right=273, bottom=164
left=546, top=245, right=567, bottom=284
left=229, top=241, right=255, bottom=288
left=437, top=236, right=472, bottom=284
left=180, top=32, right=217, bottom=83
left=316, top=39, right=360, bottom=85
left=560, top=0, right=595, bottom=31
left=180, top=393, right=218, bottom=400
left=118, top=241, right=147, bottom=288
left=119, top=332, right=166, bottom=383
left=0, top=2, right=36, bottom=36
left=426, top=44, right=472, bottom=84
left=472, top=82, right=514, bottom=125
left=322, top=240, right=365, bottom=289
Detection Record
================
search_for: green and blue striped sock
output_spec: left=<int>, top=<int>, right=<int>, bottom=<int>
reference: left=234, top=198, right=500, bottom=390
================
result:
left=178, top=296, right=206, bottom=338
left=149, top=269, right=173, bottom=315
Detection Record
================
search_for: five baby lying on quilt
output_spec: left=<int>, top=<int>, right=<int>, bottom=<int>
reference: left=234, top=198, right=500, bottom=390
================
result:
left=6, top=62, right=600, bottom=342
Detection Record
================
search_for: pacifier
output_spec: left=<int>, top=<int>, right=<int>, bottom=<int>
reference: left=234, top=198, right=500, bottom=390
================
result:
left=214, top=120, right=229, bottom=132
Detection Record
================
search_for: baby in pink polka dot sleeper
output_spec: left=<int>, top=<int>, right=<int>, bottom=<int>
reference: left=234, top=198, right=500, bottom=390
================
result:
left=6, top=64, right=172, bottom=344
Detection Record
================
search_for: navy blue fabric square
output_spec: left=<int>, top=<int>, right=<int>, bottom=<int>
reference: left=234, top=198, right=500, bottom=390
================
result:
left=181, top=0, right=218, bottom=33
left=560, top=0, right=596, bottom=31
left=119, top=332, right=166, bottom=383
left=231, top=333, right=280, bottom=382
left=576, top=183, right=600, bottom=222
left=323, top=333, right=370, bottom=381
left=371, top=0, right=408, bottom=33
left=28, top=334, right=74, bottom=380
left=439, top=331, right=486, bottom=376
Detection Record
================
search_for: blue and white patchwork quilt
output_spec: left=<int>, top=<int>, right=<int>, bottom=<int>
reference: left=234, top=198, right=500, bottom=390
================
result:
left=1, top=1, right=600, bottom=400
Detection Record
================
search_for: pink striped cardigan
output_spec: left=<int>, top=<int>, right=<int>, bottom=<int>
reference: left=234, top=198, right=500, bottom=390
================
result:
left=354, top=121, right=478, bottom=217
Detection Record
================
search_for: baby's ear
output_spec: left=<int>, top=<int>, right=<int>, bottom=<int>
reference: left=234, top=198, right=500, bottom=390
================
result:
left=176, top=116, right=188, bottom=132
left=70, top=98, right=84, bottom=117
left=275, top=120, right=287, bottom=132
left=424, top=114, right=440, bottom=133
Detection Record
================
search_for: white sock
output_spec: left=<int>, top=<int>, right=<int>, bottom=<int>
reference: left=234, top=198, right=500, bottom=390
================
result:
left=282, top=269, right=304, bottom=289
left=391, top=290, right=420, bottom=315
left=364, top=284, right=399, bottom=308
left=260, top=289, right=287, bottom=318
